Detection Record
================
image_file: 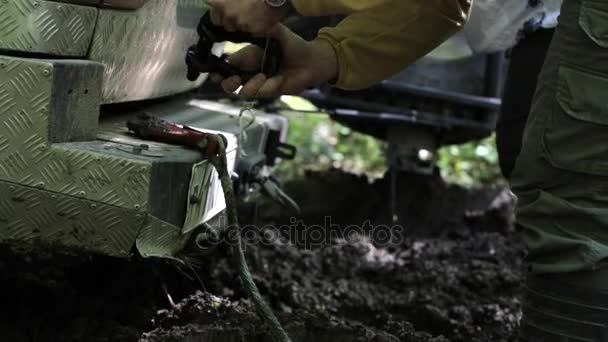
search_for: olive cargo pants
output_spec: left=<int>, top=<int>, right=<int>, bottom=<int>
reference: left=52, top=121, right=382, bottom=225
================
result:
left=511, top=0, right=608, bottom=275
left=511, top=0, right=608, bottom=339
left=497, top=28, right=554, bottom=179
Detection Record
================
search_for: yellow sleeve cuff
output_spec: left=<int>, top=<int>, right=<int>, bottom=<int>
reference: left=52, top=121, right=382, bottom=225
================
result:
left=314, top=0, right=472, bottom=90
left=291, top=0, right=387, bottom=16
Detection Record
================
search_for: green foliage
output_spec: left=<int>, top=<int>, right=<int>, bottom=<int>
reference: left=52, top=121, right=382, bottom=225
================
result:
left=276, top=96, right=503, bottom=186
left=437, top=135, right=503, bottom=187
left=276, top=97, right=386, bottom=180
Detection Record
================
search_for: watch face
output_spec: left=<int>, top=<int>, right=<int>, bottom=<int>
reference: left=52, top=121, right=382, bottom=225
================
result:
left=265, top=0, right=287, bottom=7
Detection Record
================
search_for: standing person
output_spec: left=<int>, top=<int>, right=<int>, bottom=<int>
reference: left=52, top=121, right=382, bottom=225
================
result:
left=463, top=0, right=561, bottom=178
left=469, top=0, right=608, bottom=338
left=508, top=0, right=608, bottom=339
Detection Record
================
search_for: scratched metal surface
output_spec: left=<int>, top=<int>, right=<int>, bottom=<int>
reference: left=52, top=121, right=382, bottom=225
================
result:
left=0, top=0, right=97, bottom=56
left=0, top=55, right=188, bottom=256
left=136, top=215, right=189, bottom=258
left=0, top=55, right=151, bottom=210
left=0, top=180, right=144, bottom=257
left=0, top=50, right=266, bottom=257
left=89, top=0, right=209, bottom=104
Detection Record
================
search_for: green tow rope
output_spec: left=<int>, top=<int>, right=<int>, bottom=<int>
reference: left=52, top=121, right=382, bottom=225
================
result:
left=206, top=137, right=292, bottom=342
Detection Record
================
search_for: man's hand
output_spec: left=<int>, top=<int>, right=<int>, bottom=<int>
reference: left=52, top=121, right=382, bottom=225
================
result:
left=208, top=0, right=290, bottom=35
left=209, top=25, right=338, bottom=98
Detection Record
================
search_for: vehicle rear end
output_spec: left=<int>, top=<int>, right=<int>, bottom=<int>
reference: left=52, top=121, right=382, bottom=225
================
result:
left=0, top=0, right=291, bottom=258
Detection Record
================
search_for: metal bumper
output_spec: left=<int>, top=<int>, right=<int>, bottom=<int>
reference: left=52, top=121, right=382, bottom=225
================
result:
left=0, top=55, right=288, bottom=258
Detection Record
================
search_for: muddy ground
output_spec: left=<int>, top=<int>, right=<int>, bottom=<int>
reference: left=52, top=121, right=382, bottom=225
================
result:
left=0, top=169, right=525, bottom=342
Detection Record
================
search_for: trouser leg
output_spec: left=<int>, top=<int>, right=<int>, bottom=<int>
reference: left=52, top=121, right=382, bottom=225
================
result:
left=510, top=0, right=608, bottom=340
left=497, top=28, right=554, bottom=179
left=521, top=270, right=608, bottom=342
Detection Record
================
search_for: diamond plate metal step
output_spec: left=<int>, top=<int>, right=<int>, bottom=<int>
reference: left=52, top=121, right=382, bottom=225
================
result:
left=0, top=0, right=97, bottom=56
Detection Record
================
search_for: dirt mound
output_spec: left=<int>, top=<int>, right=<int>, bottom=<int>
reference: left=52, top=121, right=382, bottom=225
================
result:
left=144, top=170, right=524, bottom=341
left=0, top=170, right=524, bottom=342
left=0, top=251, right=157, bottom=342
left=261, top=168, right=514, bottom=237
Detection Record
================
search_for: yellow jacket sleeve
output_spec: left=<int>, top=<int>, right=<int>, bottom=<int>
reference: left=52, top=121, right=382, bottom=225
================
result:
left=297, top=0, right=473, bottom=90
left=292, top=0, right=387, bottom=16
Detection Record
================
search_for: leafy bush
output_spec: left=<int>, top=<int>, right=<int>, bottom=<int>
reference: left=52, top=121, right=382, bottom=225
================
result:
left=276, top=96, right=386, bottom=180
left=437, top=135, right=503, bottom=186
left=275, top=96, right=503, bottom=186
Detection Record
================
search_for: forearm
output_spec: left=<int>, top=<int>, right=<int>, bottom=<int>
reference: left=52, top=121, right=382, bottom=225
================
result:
left=308, top=40, right=339, bottom=86
left=292, top=0, right=387, bottom=16
left=316, top=0, right=472, bottom=90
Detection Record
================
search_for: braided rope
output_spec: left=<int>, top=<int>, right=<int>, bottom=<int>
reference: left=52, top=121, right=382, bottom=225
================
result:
left=237, top=103, right=257, bottom=158
left=207, top=137, right=291, bottom=342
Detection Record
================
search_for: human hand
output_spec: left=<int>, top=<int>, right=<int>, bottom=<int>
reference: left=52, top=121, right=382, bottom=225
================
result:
left=209, top=25, right=338, bottom=98
left=208, top=0, right=290, bottom=35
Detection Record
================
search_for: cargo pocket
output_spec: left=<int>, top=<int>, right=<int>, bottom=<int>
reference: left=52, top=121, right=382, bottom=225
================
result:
left=541, top=65, right=608, bottom=175
left=580, top=0, right=608, bottom=48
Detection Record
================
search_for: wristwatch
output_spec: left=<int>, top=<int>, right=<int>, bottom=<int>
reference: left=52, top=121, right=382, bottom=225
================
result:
left=264, top=0, right=290, bottom=8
